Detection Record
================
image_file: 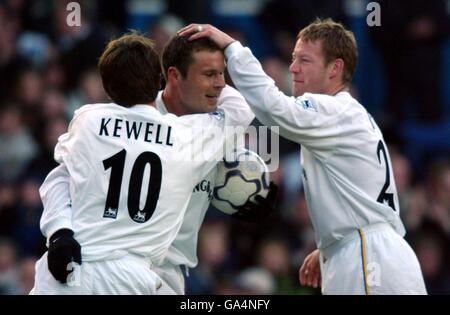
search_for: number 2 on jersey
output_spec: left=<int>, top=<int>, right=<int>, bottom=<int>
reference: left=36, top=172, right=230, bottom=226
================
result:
left=376, top=140, right=396, bottom=211
left=103, top=149, right=162, bottom=223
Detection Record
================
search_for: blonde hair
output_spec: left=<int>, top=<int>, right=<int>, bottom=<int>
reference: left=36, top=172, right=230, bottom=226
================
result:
left=298, top=18, right=358, bottom=84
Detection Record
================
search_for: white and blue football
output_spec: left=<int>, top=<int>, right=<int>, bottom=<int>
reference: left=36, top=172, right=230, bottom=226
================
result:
left=211, top=148, right=270, bottom=215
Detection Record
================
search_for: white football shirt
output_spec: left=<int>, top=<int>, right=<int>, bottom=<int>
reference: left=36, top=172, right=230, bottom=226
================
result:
left=155, top=85, right=254, bottom=267
left=40, top=86, right=254, bottom=267
left=224, top=42, right=406, bottom=251
left=51, top=102, right=247, bottom=265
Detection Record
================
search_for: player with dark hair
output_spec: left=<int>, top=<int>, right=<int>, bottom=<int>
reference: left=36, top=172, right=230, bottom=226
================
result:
left=36, top=33, right=276, bottom=294
left=32, top=32, right=255, bottom=294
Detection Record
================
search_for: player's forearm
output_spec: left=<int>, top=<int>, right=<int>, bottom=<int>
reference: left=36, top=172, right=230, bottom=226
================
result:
left=225, top=44, right=298, bottom=121
left=39, top=164, right=73, bottom=240
left=225, top=43, right=311, bottom=144
left=225, top=42, right=284, bottom=113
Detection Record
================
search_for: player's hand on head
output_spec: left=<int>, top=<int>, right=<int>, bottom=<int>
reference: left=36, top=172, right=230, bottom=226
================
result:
left=47, top=228, right=82, bottom=284
left=232, top=182, right=278, bottom=223
left=177, top=24, right=236, bottom=50
left=299, top=249, right=321, bottom=289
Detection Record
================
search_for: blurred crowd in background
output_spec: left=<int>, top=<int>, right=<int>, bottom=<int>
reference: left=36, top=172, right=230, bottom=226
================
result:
left=0, top=0, right=449, bottom=295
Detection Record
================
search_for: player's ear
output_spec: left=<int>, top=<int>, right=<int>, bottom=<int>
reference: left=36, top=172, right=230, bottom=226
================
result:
left=167, top=66, right=181, bottom=82
left=329, top=58, right=344, bottom=80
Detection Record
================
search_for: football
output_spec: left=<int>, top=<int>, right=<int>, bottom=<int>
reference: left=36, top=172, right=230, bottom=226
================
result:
left=211, top=148, right=270, bottom=215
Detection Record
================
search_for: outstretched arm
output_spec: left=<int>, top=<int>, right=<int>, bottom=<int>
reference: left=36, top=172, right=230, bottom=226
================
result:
left=178, top=24, right=343, bottom=153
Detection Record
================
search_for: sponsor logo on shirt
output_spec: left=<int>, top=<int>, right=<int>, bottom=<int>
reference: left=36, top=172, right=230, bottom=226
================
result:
left=193, top=179, right=214, bottom=201
left=209, top=111, right=224, bottom=121
left=296, top=98, right=317, bottom=112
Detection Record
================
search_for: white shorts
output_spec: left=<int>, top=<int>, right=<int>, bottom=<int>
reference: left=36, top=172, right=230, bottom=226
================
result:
left=319, top=223, right=427, bottom=295
left=31, top=252, right=162, bottom=295
left=153, top=262, right=185, bottom=295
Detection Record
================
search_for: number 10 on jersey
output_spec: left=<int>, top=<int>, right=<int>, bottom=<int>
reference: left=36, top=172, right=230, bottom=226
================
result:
left=102, top=149, right=162, bottom=223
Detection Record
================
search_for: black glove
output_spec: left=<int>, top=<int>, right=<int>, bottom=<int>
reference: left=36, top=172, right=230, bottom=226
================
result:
left=47, top=228, right=82, bottom=284
left=232, top=182, right=278, bottom=223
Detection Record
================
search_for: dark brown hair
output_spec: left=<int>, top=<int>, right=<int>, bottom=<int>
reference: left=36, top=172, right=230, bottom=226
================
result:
left=298, top=18, right=358, bottom=84
left=161, top=35, right=222, bottom=80
left=98, top=32, right=161, bottom=107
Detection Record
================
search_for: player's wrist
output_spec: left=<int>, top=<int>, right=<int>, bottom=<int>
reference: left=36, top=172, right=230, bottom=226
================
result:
left=223, top=39, right=237, bottom=50
left=50, top=228, right=74, bottom=243
left=224, top=41, right=244, bottom=60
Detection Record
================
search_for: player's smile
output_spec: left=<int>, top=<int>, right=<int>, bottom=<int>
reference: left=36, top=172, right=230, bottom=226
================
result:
left=205, top=94, right=219, bottom=105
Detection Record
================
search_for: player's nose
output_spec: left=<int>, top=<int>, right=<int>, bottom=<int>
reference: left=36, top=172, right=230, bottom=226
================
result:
left=214, top=73, right=226, bottom=88
left=289, top=62, right=301, bottom=74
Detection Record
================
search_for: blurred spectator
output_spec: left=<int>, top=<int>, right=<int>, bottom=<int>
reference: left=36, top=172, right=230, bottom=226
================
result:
left=424, top=159, right=450, bottom=234
left=277, top=152, right=302, bottom=210
left=41, top=89, right=67, bottom=122
left=66, top=67, right=108, bottom=115
left=16, top=31, right=52, bottom=69
left=222, top=25, right=249, bottom=87
left=0, top=237, right=20, bottom=295
left=0, top=105, right=38, bottom=182
left=288, top=192, right=316, bottom=274
left=167, top=0, right=211, bottom=24
left=12, top=69, right=45, bottom=138
left=125, top=0, right=168, bottom=31
left=228, top=208, right=290, bottom=270
left=0, top=0, right=29, bottom=101
left=12, top=178, right=46, bottom=257
left=0, top=182, right=18, bottom=238
left=259, top=0, right=346, bottom=62
left=262, top=56, right=291, bottom=94
left=412, top=221, right=450, bottom=294
left=390, top=146, right=413, bottom=199
left=14, top=69, right=44, bottom=110
left=390, top=146, right=418, bottom=231
left=97, top=0, right=127, bottom=33
left=17, top=256, right=37, bottom=295
left=257, top=238, right=290, bottom=276
left=24, top=116, right=68, bottom=182
left=19, top=0, right=54, bottom=35
left=256, top=237, right=299, bottom=294
left=77, top=67, right=107, bottom=104
left=371, top=0, right=450, bottom=127
left=52, top=0, right=111, bottom=90
left=233, top=267, right=276, bottom=295
left=186, top=219, right=232, bottom=294
left=398, top=159, right=450, bottom=255
left=148, top=14, right=185, bottom=55
left=42, top=57, right=66, bottom=91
